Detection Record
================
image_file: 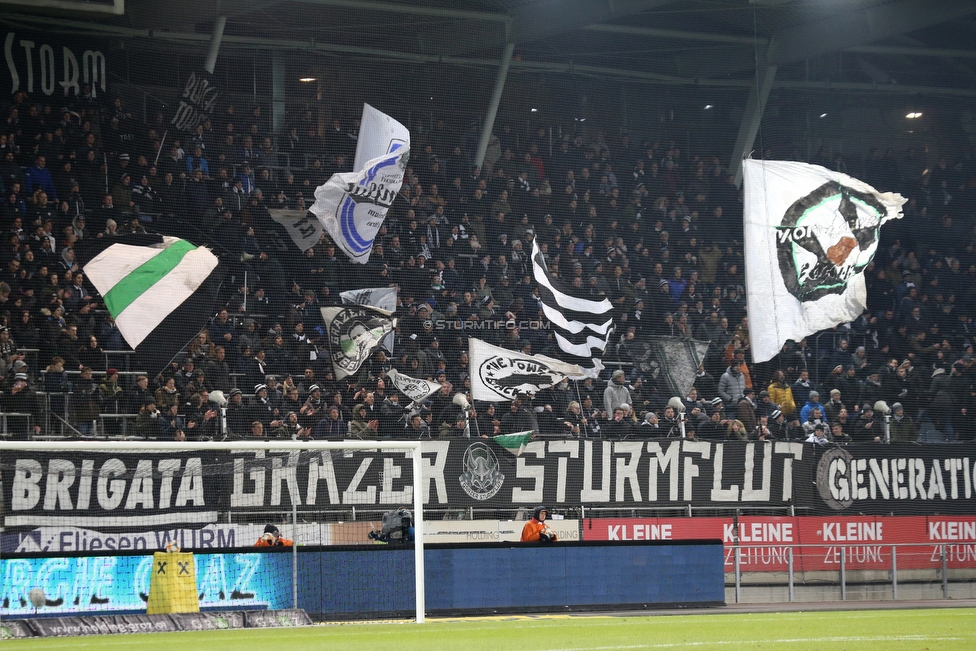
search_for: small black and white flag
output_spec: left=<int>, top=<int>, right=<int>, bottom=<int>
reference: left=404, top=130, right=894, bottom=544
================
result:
left=531, top=239, right=612, bottom=368
left=321, top=305, right=397, bottom=379
left=76, top=234, right=225, bottom=375
left=340, top=286, right=397, bottom=353
left=387, top=368, right=441, bottom=404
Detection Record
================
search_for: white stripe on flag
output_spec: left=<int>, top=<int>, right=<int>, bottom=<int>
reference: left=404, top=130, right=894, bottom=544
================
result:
left=532, top=240, right=611, bottom=313
left=540, top=302, right=613, bottom=335
left=114, top=247, right=219, bottom=348
left=554, top=331, right=610, bottom=357
left=84, top=238, right=180, bottom=295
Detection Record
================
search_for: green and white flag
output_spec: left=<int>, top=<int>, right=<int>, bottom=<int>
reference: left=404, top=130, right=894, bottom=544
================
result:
left=492, top=431, right=534, bottom=457
left=76, top=234, right=225, bottom=374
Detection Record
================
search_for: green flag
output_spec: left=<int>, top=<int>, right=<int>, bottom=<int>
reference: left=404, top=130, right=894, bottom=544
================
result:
left=492, top=431, right=534, bottom=457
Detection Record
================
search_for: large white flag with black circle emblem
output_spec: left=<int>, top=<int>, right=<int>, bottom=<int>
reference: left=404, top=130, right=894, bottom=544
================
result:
left=469, top=338, right=589, bottom=402
left=321, top=305, right=397, bottom=379
left=743, top=160, right=905, bottom=363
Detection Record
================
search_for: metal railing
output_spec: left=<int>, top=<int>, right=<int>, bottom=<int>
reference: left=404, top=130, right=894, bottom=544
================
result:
left=729, top=541, right=969, bottom=604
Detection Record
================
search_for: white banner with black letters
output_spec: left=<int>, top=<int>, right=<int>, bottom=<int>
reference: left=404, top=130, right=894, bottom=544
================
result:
left=5, top=443, right=976, bottom=530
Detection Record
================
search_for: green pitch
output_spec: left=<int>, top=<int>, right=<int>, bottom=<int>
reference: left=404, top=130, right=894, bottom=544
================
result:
left=5, top=608, right=975, bottom=650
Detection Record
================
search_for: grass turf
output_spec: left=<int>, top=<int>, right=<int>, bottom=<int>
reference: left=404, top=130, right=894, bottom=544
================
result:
left=4, top=608, right=975, bottom=650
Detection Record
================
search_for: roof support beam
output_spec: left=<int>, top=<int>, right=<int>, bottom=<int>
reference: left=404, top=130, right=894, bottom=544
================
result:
left=510, top=0, right=677, bottom=44
left=16, top=14, right=976, bottom=98
left=289, top=0, right=510, bottom=23
left=584, top=23, right=765, bottom=46
left=729, top=65, right=776, bottom=187
left=767, top=0, right=976, bottom=66
left=475, top=42, right=516, bottom=171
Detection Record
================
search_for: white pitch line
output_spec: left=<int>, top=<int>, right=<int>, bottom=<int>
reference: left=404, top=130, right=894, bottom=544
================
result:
left=542, top=635, right=966, bottom=651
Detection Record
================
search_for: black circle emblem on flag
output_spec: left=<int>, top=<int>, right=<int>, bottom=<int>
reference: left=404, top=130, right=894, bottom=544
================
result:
left=329, top=307, right=392, bottom=375
left=775, top=181, right=886, bottom=302
left=479, top=355, right=561, bottom=400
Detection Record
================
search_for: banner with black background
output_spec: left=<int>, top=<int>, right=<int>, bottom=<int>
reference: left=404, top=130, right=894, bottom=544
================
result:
left=2, top=28, right=110, bottom=98
left=3, top=442, right=975, bottom=530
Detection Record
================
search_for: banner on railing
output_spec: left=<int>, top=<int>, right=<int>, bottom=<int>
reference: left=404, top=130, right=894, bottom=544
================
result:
left=2, top=442, right=975, bottom=530
left=582, top=515, right=976, bottom=572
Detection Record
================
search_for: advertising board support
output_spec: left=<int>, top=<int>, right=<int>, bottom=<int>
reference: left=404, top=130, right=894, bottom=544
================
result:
left=788, top=547, right=794, bottom=602
left=734, top=546, right=741, bottom=603
left=840, top=547, right=846, bottom=600
left=942, top=544, right=948, bottom=598
left=891, top=546, right=898, bottom=600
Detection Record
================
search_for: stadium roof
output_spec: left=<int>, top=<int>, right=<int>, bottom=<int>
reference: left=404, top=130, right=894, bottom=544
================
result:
left=6, top=0, right=976, bottom=95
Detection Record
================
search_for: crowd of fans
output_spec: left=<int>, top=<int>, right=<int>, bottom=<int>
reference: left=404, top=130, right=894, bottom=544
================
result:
left=2, top=83, right=975, bottom=444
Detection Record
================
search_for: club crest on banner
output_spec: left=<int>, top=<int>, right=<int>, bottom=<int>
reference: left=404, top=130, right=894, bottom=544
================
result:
left=459, top=442, right=504, bottom=501
left=816, top=446, right=855, bottom=511
left=776, top=182, right=887, bottom=302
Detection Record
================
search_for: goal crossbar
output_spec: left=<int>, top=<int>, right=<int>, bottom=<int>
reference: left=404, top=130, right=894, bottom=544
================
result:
left=0, top=440, right=427, bottom=623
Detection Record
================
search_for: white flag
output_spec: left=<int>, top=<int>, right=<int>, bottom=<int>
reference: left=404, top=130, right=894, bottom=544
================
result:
left=321, top=305, right=397, bottom=379
left=340, top=286, right=397, bottom=352
left=268, top=209, right=323, bottom=252
left=340, top=287, right=397, bottom=311
left=743, top=159, right=905, bottom=363
left=354, top=103, right=410, bottom=173
left=310, top=147, right=409, bottom=264
left=387, top=368, right=441, bottom=404
left=468, top=338, right=590, bottom=402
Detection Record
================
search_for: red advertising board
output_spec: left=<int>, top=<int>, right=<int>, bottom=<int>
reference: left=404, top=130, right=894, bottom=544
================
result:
left=582, top=516, right=976, bottom=572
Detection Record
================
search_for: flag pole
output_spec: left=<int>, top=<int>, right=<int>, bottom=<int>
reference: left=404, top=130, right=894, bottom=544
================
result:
left=574, top=379, right=590, bottom=438
left=154, top=130, right=168, bottom=166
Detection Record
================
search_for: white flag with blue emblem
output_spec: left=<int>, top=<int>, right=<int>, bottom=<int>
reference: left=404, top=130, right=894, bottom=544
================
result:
left=354, top=103, right=410, bottom=172
left=310, top=106, right=409, bottom=264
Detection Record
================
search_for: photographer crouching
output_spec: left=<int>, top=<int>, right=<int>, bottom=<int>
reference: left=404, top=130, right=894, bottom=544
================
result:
left=255, top=524, right=293, bottom=547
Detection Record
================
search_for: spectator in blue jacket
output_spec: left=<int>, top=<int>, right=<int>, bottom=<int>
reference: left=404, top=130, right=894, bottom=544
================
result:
left=25, top=155, right=57, bottom=201
left=799, top=390, right=822, bottom=423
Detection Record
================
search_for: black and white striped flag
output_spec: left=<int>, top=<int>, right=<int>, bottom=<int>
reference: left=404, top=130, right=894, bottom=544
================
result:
left=76, top=234, right=225, bottom=375
left=531, top=240, right=612, bottom=368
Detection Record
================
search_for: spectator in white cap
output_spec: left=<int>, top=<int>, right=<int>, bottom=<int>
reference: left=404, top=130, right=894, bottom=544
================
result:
left=889, top=402, right=918, bottom=443
left=603, top=369, right=631, bottom=418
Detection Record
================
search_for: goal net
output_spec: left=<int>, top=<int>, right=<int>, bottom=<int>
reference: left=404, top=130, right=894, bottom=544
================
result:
left=0, top=440, right=426, bottom=623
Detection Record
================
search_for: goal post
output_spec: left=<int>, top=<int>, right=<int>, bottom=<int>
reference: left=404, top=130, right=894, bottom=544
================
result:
left=0, top=440, right=426, bottom=623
